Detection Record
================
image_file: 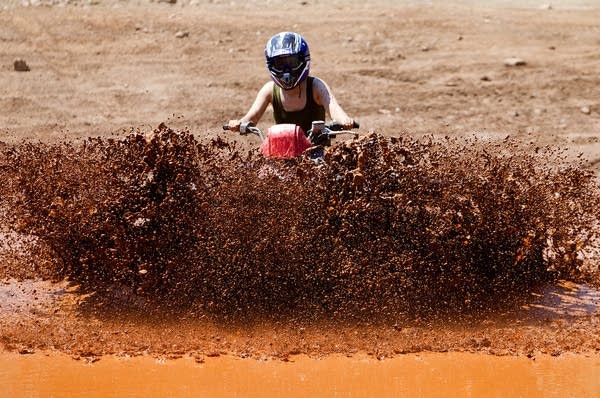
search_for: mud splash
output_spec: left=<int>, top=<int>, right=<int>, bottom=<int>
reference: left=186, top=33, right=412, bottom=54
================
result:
left=0, top=124, right=598, bottom=323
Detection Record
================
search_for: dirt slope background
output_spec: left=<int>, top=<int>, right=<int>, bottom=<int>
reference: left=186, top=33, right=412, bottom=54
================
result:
left=1, top=0, right=599, bottom=169
left=1, top=0, right=600, bottom=359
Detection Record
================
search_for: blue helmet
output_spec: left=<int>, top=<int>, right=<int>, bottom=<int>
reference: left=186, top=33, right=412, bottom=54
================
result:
left=265, top=32, right=310, bottom=90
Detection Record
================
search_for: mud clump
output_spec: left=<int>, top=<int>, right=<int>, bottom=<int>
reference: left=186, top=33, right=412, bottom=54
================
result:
left=0, top=124, right=598, bottom=323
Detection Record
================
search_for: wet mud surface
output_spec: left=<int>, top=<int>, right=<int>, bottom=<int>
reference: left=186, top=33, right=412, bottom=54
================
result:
left=1, top=0, right=600, bottom=362
left=1, top=277, right=600, bottom=361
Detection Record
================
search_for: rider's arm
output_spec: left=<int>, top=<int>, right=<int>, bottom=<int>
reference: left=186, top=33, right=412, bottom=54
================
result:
left=228, top=82, right=273, bottom=131
left=312, top=77, right=354, bottom=128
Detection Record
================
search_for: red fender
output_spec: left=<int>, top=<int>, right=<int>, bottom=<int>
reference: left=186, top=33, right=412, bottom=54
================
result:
left=260, top=124, right=311, bottom=159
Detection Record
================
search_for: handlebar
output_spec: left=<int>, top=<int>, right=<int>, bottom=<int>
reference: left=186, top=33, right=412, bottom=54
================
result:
left=307, top=120, right=360, bottom=145
left=222, top=121, right=265, bottom=141
left=222, top=120, right=359, bottom=145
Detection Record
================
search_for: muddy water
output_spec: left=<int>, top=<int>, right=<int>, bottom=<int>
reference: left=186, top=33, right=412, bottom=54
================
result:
left=1, top=352, right=599, bottom=398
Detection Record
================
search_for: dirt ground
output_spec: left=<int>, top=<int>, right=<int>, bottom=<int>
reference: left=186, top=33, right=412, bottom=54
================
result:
left=2, top=1, right=599, bottom=157
left=1, top=0, right=600, bottom=359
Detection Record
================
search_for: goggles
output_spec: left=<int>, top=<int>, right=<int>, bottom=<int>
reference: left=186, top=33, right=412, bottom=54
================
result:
left=270, top=55, right=304, bottom=72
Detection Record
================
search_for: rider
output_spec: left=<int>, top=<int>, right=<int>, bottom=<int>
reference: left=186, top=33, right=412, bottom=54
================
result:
left=227, top=31, right=355, bottom=135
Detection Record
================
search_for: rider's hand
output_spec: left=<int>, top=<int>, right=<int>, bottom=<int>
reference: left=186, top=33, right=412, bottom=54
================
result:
left=227, top=119, right=241, bottom=132
left=339, top=117, right=354, bottom=130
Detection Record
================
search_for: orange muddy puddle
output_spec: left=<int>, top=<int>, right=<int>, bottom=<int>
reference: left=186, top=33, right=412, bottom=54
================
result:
left=1, top=352, right=599, bottom=398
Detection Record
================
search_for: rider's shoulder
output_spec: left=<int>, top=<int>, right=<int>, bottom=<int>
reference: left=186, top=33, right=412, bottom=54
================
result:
left=310, top=76, right=330, bottom=91
left=258, top=81, right=275, bottom=99
left=310, top=76, right=325, bottom=85
left=260, top=81, right=275, bottom=91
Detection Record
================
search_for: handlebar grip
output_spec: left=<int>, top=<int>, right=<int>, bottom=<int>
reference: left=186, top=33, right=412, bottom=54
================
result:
left=327, top=121, right=360, bottom=131
left=327, top=122, right=343, bottom=131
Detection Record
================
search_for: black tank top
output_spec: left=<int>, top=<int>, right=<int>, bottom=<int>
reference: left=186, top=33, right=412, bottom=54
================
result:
left=272, top=76, right=326, bottom=135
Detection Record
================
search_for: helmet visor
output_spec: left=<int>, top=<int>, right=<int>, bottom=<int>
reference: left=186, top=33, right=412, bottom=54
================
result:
left=270, top=55, right=303, bottom=73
